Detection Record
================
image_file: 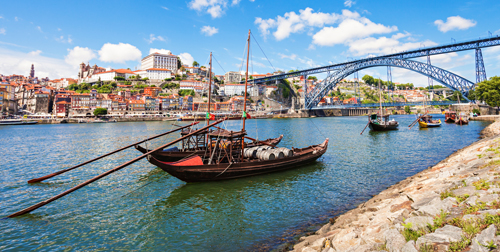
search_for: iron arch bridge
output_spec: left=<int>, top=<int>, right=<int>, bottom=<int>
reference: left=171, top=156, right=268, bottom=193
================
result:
left=305, top=58, right=475, bottom=109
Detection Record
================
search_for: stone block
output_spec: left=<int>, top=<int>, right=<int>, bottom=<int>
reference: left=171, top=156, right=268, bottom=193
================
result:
left=452, top=185, right=478, bottom=196
left=479, top=193, right=499, bottom=204
left=384, top=229, right=406, bottom=252
left=470, top=224, right=497, bottom=252
left=416, top=225, right=463, bottom=250
left=401, top=240, right=418, bottom=252
left=404, top=216, right=433, bottom=231
left=465, top=195, right=479, bottom=206
left=415, top=197, right=455, bottom=216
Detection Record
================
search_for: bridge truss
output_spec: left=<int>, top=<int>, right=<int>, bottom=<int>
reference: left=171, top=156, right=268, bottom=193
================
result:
left=312, top=101, right=456, bottom=110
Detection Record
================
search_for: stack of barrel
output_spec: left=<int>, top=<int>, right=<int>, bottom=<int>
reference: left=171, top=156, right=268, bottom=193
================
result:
left=243, top=146, right=293, bottom=160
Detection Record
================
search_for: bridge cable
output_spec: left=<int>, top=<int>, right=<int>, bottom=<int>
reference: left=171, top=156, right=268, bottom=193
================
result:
left=250, top=32, right=277, bottom=72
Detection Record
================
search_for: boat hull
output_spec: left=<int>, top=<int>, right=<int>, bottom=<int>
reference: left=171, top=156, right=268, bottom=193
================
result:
left=0, top=120, right=38, bottom=125
left=419, top=120, right=441, bottom=128
left=368, top=122, right=398, bottom=131
left=455, top=119, right=469, bottom=125
left=147, top=139, right=328, bottom=182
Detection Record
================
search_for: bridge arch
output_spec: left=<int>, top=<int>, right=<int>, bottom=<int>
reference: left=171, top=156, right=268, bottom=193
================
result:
left=305, top=58, right=475, bottom=109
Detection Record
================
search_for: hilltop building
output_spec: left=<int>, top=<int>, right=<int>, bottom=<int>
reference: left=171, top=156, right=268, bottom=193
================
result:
left=141, top=52, right=178, bottom=74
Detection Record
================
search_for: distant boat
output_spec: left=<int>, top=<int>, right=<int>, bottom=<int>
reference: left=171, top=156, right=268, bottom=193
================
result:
left=0, top=119, right=38, bottom=126
left=444, top=111, right=456, bottom=123
left=455, top=112, right=469, bottom=125
left=368, top=79, right=399, bottom=131
left=418, top=115, right=441, bottom=128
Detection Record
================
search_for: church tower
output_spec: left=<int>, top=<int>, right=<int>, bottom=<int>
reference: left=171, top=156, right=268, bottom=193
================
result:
left=30, top=64, right=35, bottom=79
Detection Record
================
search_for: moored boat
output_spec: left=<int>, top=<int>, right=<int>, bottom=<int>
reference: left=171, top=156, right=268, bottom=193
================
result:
left=418, top=115, right=441, bottom=128
left=0, top=119, right=38, bottom=125
left=368, top=114, right=399, bottom=131
left=455, top=112, right=469, bottom=125
left=444, top=111, right=456, bottom=123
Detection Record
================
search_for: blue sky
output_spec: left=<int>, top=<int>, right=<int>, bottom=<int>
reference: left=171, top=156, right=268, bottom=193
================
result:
left=0, top=0, right=499, bottom=86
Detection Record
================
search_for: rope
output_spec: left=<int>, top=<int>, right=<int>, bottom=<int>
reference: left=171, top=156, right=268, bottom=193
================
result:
left=250, top=32, right=277, bottom=72
left=213, top=55, right=227, bottom=74
left=215, top=162, right=233, bottom=177
left=308, top=117, right=327, bottom=139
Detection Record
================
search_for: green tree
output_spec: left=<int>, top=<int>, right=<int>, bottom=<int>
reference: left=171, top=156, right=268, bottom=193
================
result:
left=142, top=77, right=149, bottom=81
left=307, top=76, right=317, bottom=80
left=474, top=76, right=500, bottom=107
left=404, top=106, right=411, bottom=114
left=68, top=83, right=79, bottom=91
left=93, top=108, right=108, bottom=116
left=449, top=91, right=465, bottom=101
left=193, top=61, right=200, bottom=67
left=362, top=75, right=375, bottom=86
left=177, top=57, right=182, bottom=69
left=114, top=76, right=125, bottom=81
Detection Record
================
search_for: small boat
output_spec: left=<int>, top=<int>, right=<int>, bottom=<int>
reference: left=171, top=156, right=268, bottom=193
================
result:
left=367, top=79, right=399, bottom=132
left=455, top=112, right=469, bottom=125
left=368, top=114, right=399, bottom=131
left=418, top=115, right=441, bottom=128
left=0, top=119, right=38, bottom=126
left=135, top=134, right=283, bottom=162
left=444, top=111, right=456, bottom=123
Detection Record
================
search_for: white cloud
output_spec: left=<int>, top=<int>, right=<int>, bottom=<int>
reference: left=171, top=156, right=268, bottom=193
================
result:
left=149, top=48, right=172, bottom=55
left=14, top=17, right=18, bottom=21
left=434, top=16, right=476, bottom=33
left=0, top=48, right=77, bottom=79
left=56, top=35, right=72, bottom=44
left=344, top=0, right=355, bottom=7
left=0, top=16, right=3, bottom=19
left=312, top=16, right=397, bottom=46
left=65, top=46, right=96, bottom=67
left=278, top=53, right=297, bottom=60
left=98, top=43, right=142, bottom=63
left=255, top=8, right=397, bottom=45
left=57, top=28, right=62, bottom=31
left=28, top=50, right=42, bottom=56
left=37, top=26, right=43, bottom=33
left=179, top=52, right=194, bottom=66
left=189, top=0, right=227, bottom=18
left=231, top=0, right=241, bottom=5
left=0, top=28, right=5, bottom=35
left=161, top=6, right=168, bottom=10
left=494, top=29, right=500, bottom=35
left=146, top=34, right=166, bottom=44
left=347, top=33, right=437, bottom=56
left=201, top=26, right=219, bottom=36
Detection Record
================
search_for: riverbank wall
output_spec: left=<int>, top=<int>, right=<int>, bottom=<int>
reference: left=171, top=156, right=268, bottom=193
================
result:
left=290, top=119, right=500, bottom=252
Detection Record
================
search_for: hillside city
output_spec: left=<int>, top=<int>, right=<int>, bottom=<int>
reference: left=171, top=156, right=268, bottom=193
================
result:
left=0, top=50, right=458, bottom=118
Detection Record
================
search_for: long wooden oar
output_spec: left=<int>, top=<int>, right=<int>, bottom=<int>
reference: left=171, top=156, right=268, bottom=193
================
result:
left=8, top=119, right=225, bottom=218
left=244, top=136, right=277, bottom=148
left=27, top=122, right=200, bottom=184
left=408, top=113, right=427, bottom=128
left=360, top=121, right=370, bottom=135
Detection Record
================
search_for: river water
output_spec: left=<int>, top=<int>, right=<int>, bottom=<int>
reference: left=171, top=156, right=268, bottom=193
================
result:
left=0, top=115, right=490, bottom=251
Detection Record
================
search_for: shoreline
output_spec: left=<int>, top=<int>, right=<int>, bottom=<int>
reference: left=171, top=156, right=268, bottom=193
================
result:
left=285, top=118, right=500, bottom=252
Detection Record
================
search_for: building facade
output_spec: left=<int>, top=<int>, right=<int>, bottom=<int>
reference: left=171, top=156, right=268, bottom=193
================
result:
left=141, top=52, right=178, bottom=73
left=224, top=71, right=241, bottom=84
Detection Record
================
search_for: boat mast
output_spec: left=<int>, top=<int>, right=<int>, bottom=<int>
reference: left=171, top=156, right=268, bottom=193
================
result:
left=241, top=29, right=251, bottom=162
left=379, top=79, right=382, bottom=117
left=207, top=52, right=212, bottom=125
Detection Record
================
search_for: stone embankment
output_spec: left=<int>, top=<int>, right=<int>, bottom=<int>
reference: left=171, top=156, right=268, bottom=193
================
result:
left=292, top=119, right=500, bottom=252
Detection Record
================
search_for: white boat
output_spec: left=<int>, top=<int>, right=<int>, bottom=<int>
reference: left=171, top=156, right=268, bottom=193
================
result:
left=0, top=119, right=38, bottom=125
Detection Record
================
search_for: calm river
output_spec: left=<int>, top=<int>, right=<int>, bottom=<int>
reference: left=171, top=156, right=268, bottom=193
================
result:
left=0, top=116, right=490, bottom=251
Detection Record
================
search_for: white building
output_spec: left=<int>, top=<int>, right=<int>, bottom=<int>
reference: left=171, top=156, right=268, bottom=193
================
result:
left=92, top=69, right=136, bottom=82
left=224, top=84, right=258, bottom=96
left=134, top=68, right=172, bottom=80
left=141, top=52, right=178, bottom=73
left=179, top=80, right=215, bottom=93
left=224, top=71, right=242, bottom=84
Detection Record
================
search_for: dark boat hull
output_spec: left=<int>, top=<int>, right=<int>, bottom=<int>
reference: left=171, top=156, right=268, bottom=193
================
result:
left=368, top=122, right=398, bottom=131
left=135, top=135, right=283, bottom=162
left=147, top=139, right=328, bottom=182
left=444, top=118, right=455, bottom=123
left=455, top=119, right=469, bottom=125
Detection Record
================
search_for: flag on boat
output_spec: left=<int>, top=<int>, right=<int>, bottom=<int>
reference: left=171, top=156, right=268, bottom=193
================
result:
left=243, top=111, right=251, bottom=119
left=206, top=113, right=215, bottom=120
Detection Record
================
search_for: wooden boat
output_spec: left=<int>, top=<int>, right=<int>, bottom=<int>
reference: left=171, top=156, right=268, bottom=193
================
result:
left=368, top=114, right=399, bottom=131
left=146, top=130, right=328, bottom=182
left=367, top=79, right=399, bottom=132
left=135, top=134, right=283, bottom=162
left=418, top=115, right=441, bottom=128
left=455, top=112, right=469, bottom=125
left=444, top=111, right=456, bottom=123
left=180, top=114, right=242, bottom=121
left=143, top=31, right=328, bottom=182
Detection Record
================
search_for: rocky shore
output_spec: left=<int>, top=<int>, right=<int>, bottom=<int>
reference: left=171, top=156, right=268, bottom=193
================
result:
left=291, top=119, right=500, bottom=252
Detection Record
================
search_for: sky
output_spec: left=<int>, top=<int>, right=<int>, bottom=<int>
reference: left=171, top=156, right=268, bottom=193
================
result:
left=0, top=0, right=500, bottom=87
